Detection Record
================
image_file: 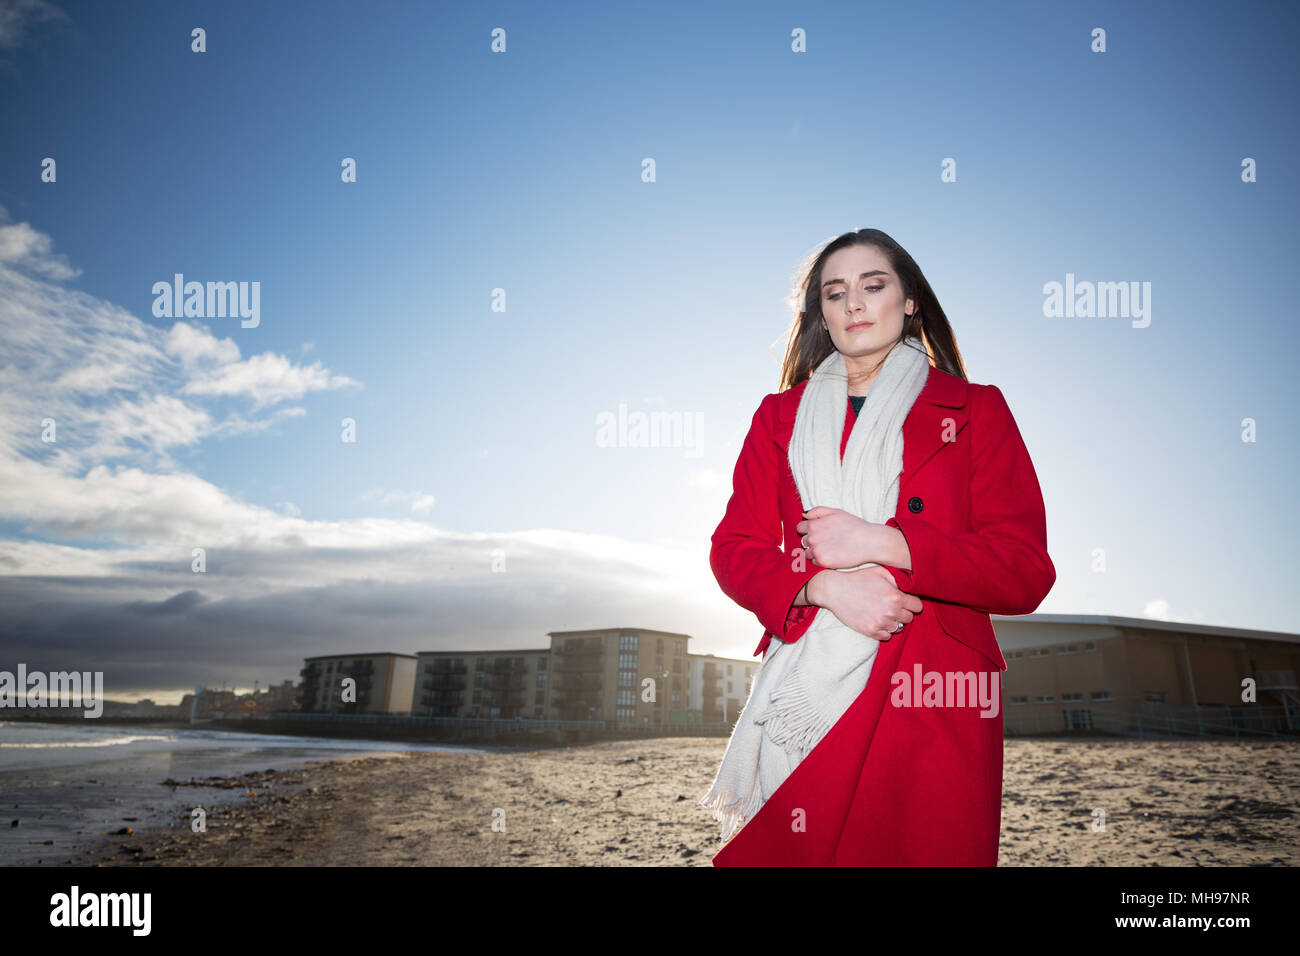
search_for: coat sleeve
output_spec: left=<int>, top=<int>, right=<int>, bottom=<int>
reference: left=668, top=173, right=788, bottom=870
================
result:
left=882, top=383, right=1055, bottom=615
left=710, top=392, right=825, bottom=644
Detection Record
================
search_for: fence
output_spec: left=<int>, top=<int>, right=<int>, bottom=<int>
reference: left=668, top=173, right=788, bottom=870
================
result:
left=215, top=703, right=1300, bottom=744
left=1004, top=704, right=1298, bottom=739
left=214, top=711, right=737, bottom=746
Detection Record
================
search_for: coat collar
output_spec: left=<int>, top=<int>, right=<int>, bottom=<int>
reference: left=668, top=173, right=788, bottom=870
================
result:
left=776, top=364, right=970, bottom=486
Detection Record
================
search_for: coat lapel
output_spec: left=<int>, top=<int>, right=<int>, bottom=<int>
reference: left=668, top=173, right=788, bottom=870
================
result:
left=776, top=363, right=970, bottom=487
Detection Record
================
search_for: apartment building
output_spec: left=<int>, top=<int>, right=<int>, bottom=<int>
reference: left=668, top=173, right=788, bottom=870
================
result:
left=413, top=649, right=551, bottom=719
left=293, top=630, right=759, bottom=726
left=688, top=653, right=759, bottom=724
left=299, top=652, right=417, bottom=714
left=549, top=627, right=692, bottom=726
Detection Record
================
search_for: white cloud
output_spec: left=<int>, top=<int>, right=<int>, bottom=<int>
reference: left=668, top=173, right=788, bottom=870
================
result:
left=1143, top=599, right=1170, bottom=620
left=165, top=320, right=358, bottom=408
left=0, top=216, right=360, bottom=474
left=0, top=207, right=80, bottom=279
left=180, top=349, right=359, bottom=408
left=362, top=487, right=436, bottom=514
left=165, top=321, right=241, bottom=368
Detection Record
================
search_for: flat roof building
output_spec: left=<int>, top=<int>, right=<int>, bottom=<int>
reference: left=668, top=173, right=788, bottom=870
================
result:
left=548, top=627, right=692, bottom=726
left=299, top=652, right=417, bottom=715
left=994, top=614, right=1300, bottom=735
left=413, top=649, right=550, bottom=719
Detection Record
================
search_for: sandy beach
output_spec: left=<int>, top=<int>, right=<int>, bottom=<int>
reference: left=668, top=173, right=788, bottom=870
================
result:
left=58, top=736, right=1300, bottom=866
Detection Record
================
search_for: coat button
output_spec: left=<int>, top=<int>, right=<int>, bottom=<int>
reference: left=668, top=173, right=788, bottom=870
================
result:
left=907, top=496, right=923, bottom=513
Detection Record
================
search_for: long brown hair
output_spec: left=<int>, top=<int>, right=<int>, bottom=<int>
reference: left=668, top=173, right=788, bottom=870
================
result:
left=778, top=229, right=967, bottom=391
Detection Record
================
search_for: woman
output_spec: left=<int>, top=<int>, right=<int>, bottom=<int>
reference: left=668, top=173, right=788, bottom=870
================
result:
left=699, top=228, right=1055, bottom=866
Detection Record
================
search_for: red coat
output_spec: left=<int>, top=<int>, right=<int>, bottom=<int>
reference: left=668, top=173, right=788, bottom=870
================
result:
left=709, top=363, right=1055, bottom=865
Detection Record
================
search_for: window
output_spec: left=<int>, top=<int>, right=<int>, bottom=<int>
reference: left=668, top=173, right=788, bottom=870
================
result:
left=1058, top=644, right=1078, bottom=655
left=1144, top=691, right=1166, bottom=703
left=1063, top=709, right=1092, bottom=730
left=1062, top=692, right=1083, bottom=703
left=1090, top=690, right=1113, bottom=702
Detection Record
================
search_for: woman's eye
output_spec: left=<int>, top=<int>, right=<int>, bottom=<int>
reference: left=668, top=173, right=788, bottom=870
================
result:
left=827, top=286, right=883, bottom=301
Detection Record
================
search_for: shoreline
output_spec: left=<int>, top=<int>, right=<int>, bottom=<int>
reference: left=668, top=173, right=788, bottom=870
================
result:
left=76, top=739, right=730, bottom=866
left=0, top=721, right=506, bottom=865
left=53, top=736, right=1300, bottom=867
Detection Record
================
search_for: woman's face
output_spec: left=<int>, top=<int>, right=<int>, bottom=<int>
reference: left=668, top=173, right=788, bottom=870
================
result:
left=818, top=244, right=915, bottom=360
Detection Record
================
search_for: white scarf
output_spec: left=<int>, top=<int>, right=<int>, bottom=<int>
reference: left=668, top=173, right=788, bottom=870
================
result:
left=699, top=336, right=931, bottom=844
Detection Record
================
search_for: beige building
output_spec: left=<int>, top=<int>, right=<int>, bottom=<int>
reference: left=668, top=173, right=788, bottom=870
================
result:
left=994, top=614, right=1300, bottom=735
left=299, top=652, right=417, bottom=715
left=413, top=649, right=550, bottom=719
left=549, top=627, right=691, bottom=725
left=410, top=636, right=758, bottom=726
left=688, top=653, right=759, bottom=723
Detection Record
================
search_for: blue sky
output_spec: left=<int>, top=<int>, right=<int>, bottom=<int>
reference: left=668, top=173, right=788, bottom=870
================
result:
left=1, top=0, right=1298, bottom=703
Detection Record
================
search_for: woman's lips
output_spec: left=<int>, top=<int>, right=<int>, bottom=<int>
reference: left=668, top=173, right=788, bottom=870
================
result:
left=846, top=321, right=873, bottom=331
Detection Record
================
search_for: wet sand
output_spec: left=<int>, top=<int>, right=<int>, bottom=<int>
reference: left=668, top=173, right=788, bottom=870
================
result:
left=65, top=737, right=1299, bottom=866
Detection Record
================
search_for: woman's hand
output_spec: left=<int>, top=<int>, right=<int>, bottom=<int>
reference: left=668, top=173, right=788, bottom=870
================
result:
left=795, top=506, right=883, bottom=570
left=810, top=566, right=923, bottom=641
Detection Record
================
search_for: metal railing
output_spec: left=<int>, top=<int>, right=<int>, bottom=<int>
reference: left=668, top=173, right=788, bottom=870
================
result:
left=231, top=704, right=1299, bottom=740
left=1004, top=704, right=1297, bottom=738
left=245, top=712, right=734, bottom=736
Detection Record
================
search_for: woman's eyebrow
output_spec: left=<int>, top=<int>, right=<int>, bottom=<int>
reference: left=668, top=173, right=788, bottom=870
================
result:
left=822, top=270, right=888, bottom=289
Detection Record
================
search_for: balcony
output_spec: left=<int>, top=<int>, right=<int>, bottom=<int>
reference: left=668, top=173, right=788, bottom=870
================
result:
left=1256, top=670, right=1298, bottom=691
left=556, top=674, right=604, bottom=693
left=424, top=675, right=467, bottom=691
left=482, top=673, right=529, bottom=693
left=554, top=646, right=605, bottom=669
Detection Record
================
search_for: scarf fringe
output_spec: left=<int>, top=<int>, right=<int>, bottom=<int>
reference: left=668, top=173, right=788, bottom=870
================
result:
left=698, top=783, right=763, bottom=844
left=754, top=673, right=834, bottom=757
